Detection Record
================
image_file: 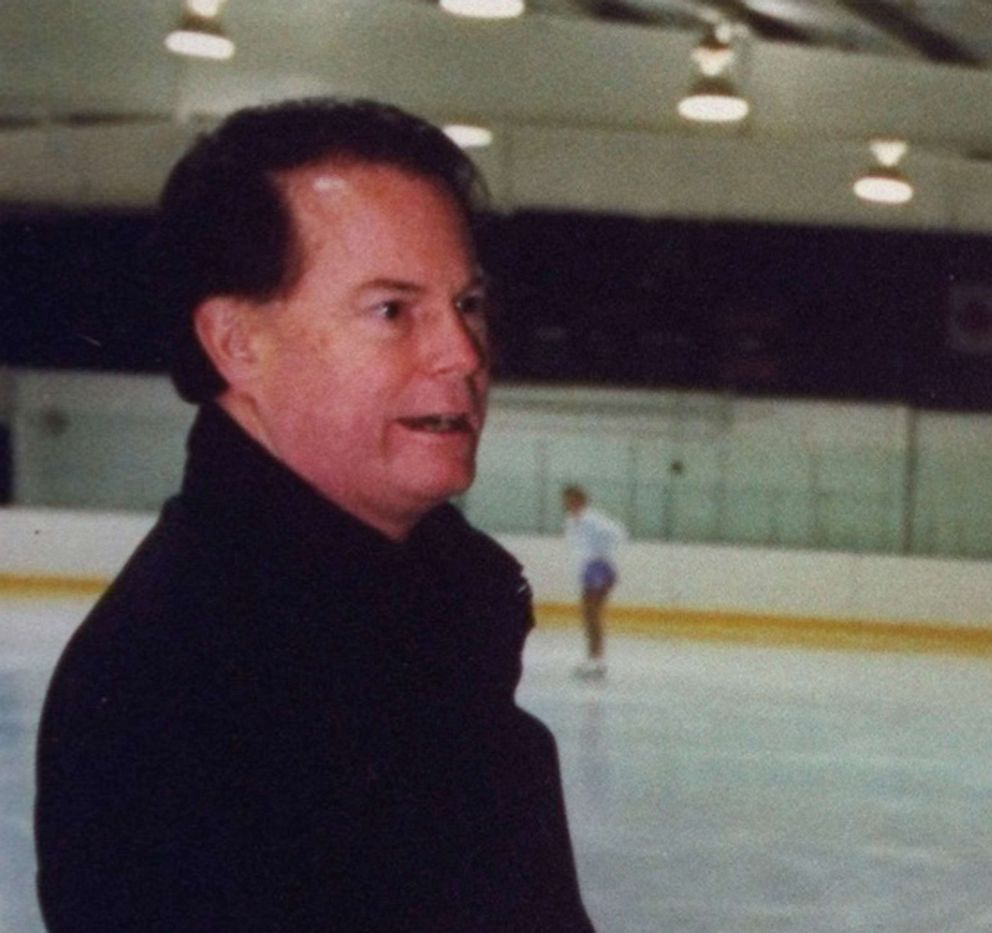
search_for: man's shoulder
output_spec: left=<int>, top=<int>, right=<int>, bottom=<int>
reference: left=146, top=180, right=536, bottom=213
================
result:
left=436, top=505, right=534, bottom=618
left=62, top=498, right=233, bottom=666
left=424, top=504, right=524, bottom=579
left=99, top=498, right=220, bottom=605
left=37, top=503, right=216, bottom=734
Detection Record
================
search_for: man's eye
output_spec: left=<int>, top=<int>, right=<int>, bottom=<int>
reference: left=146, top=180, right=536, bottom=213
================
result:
left=456, top=293, right=488, bottom=317
left=376, top=301, right=404, bottom=321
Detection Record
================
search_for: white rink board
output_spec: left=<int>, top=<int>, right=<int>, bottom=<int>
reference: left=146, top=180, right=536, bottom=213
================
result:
left=4, top=508, right=991, bottom=631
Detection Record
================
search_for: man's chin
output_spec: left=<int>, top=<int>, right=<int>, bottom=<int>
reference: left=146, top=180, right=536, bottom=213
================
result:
left=415, top=463, right=477, bottom=507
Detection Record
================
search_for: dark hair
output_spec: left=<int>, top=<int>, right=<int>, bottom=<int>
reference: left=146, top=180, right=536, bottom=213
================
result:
left=562, top=485, right=588, bottom=504
left=152, top=97, right=488, bottom=402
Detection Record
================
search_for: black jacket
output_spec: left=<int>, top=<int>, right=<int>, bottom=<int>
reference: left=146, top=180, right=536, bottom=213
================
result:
left=35, top=405, right=593, bottom=932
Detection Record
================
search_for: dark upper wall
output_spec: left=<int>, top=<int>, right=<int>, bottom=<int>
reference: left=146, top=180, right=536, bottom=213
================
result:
left=3, top=210, right=992, bottom=411
left=486, top=212, right=992, bottom=411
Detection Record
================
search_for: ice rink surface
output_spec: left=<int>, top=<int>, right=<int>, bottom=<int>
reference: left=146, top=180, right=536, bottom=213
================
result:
left=3, top=593, right=991, bottom=932
left=520, top=627, right=992, bottom=933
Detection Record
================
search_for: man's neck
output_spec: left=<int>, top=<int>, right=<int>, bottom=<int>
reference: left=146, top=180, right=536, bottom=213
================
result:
left=211, top=392, right=420, bottom=543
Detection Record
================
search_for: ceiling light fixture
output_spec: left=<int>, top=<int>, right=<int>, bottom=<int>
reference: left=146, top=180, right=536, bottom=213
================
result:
left=853, top=139, right=914, bottom=205
left=440, top=0, right=525, bottom=19
left=677, top=22, right=750, bottom=124
left=443, top=124, right=494, bottom=149
left=165, top=0, right=235, bottom=60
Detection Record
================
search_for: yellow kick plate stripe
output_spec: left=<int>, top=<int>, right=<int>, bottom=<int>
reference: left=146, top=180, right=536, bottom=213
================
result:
left=535, top=603, right=992, bottom=658
left=2, top=576, right=990, bottom=658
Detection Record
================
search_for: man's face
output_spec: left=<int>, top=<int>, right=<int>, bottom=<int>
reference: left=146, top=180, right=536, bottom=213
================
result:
left=233, top=161, right=489, bottom=539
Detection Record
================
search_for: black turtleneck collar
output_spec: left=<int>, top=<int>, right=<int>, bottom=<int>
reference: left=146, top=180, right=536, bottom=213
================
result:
left=178, top=403, right=468, bottom=582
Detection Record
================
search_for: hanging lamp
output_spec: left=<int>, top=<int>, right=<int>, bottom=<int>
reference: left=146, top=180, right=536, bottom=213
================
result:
left=443, top=124, right=494, bottom=148
left=165, top=0, right=235, bottom=60
left=853, top=139, right=914, bottom=205
left=440, top=0, right=525, bottom=19
left=678, top=23, right=749, bottom=124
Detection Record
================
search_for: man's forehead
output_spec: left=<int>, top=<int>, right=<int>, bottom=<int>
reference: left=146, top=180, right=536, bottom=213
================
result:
left=277, top=160, right=463, bottom=231
left=279, top=159, right=437, bottom=199
left=277, top=161, right=397, bottom=254
left=310, top=173, right=351, bottom=194
left=274, top=159, right=478, bottom=284
left=277, top=160, right=358, bottom=209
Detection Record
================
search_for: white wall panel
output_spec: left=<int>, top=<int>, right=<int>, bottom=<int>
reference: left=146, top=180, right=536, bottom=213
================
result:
left=9, top=507, right=989, bottom=631
left=6, top=370, right=992, bottom=560
left=11, top=370, right=192, bottom=510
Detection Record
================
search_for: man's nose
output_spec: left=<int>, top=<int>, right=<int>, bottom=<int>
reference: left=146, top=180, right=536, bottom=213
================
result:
left=423, top=305, right=488, bottom=376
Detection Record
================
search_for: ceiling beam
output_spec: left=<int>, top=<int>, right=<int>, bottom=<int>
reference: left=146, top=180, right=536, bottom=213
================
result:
left=586, top=0, right=684, bottom=27
left=707, top=0, right=815, bottom=44
left=832, top=0, right=985, bottom=66
left=583, top=0, right=832, bottom=49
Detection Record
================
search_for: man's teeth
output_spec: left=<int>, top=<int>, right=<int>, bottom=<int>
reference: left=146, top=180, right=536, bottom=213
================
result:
left=401, top=414, right=470, bottom=432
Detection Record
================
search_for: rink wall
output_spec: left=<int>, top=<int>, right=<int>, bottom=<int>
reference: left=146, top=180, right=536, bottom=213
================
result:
left=9, top=369, right=992, bottom=562
left=4, top=507, right=992, bottom=653
left=0, top=508, right=153, bottom=592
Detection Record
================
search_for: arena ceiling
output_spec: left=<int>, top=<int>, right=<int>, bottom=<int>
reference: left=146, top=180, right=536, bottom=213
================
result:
left=524, top=0, right=992, bottom=67
left=2, top=0, right=992, bottom=230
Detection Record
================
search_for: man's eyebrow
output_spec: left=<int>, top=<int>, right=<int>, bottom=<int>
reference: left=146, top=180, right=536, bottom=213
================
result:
left=356, top=274, right=489, bottom=295
left=357, top=278, right=423, bottom=295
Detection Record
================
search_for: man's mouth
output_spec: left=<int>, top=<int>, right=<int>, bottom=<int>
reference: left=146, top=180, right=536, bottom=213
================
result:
left=397, top=413, right=475, bottom=434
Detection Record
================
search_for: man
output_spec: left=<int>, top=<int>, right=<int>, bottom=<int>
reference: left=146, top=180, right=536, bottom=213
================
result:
left=35, top=98, right=593, bottom=932
left=562, top=485, right=627, bottom=681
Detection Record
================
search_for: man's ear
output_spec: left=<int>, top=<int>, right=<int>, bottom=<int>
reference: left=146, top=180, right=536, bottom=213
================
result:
left=193, top=296, right=263, bottom=390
